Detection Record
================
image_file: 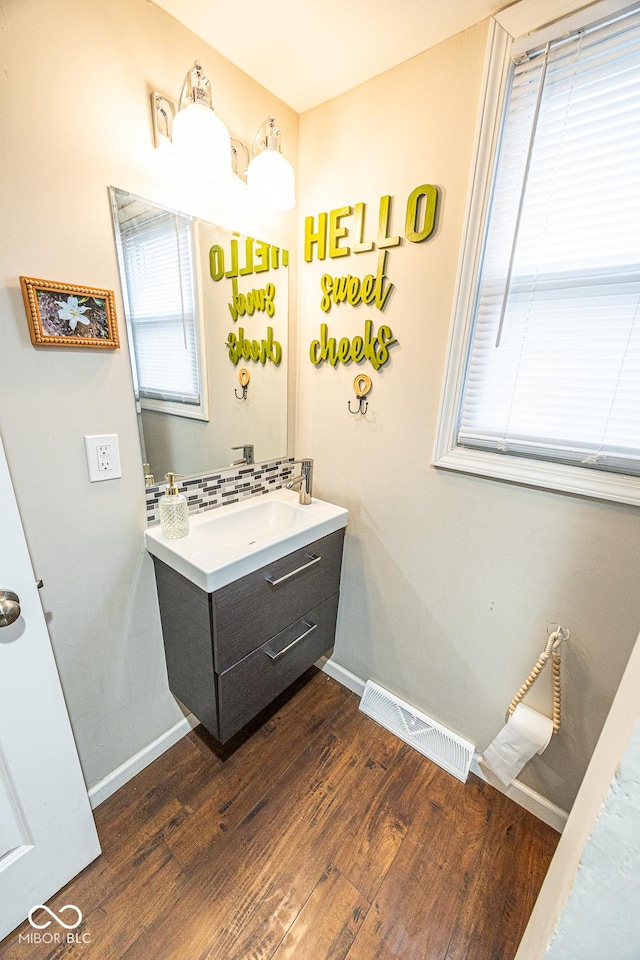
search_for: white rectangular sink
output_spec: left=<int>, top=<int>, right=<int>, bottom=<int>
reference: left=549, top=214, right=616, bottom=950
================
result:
left=145, top=488, right=348, bottom=592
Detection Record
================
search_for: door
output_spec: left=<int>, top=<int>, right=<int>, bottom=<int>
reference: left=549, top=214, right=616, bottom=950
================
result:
left=0, top=434, right=100, bottom=941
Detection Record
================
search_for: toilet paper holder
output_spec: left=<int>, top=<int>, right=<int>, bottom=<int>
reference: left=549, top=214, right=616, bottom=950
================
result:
left=506, top=623, right=569, bottom=734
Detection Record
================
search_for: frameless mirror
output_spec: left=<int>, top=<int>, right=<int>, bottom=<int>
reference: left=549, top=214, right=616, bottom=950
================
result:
left=110, top=187, right=288, bottom=483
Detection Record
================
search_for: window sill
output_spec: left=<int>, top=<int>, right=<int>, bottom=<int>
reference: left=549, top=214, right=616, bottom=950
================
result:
left=140, top=398, right=209, bottom=422
left=433, top=447, right=640, bottom=507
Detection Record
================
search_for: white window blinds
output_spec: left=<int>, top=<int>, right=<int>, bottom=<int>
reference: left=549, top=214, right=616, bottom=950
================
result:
left=458, top=5, right=640, bottom=475
left=119, top=210, right=201, bottom=406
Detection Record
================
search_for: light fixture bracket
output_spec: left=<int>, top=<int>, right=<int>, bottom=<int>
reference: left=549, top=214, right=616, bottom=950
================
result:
left=231, top=138, right=249, bottom=183
left=151, top=91, right=176, bottom=149
left=179, top=61, right=213, bottom=110
left=252, top=116, right=282, bottom=157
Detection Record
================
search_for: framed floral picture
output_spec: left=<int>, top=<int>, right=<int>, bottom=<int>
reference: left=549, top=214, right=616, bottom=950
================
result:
left=20, top=277, right=119, bottom=349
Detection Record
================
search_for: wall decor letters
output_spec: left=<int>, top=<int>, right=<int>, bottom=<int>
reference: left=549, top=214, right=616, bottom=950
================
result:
left=305, top=184, right=439, bottom=370
left=226, top=326, right=282, bottom=366
left=304, top=185, right=438, bottom=263
left=208, top=234, right=288, bottom=366
left=209, top=236, right=289, bottom=279
left=309, top=321, right=397, bottom=370
left=320, top=250, right=393, bottom=314
left=228, top=279, right=276, bottom=321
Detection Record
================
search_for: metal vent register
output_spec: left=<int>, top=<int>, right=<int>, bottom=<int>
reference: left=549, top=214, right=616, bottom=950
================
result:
left=359, top=680, right=474, bottom=782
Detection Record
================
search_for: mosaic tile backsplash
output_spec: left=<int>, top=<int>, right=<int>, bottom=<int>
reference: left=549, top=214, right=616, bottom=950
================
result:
left=145, top=457, right=296, bottom=526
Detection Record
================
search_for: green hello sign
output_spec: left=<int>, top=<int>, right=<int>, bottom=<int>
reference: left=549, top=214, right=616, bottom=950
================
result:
left=305, top=184, right=439, bottom=369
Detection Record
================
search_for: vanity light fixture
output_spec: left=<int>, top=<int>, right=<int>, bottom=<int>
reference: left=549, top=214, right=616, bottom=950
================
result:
left=152, top=61, right=232, bottom=181
left=151, top=75, right=295, bottom=207
left=172, top=62, right=232, bottom=180
left=247, top=117, right=296, bottom=212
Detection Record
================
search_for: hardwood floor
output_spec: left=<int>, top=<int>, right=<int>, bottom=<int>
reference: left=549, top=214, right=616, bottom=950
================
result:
left=0, top=669, right=559, bottom=960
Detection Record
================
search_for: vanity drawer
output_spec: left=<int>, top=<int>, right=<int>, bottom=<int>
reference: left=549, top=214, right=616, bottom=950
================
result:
left=217, top=593, right=339, bottom=742
left=212, top=528, right=344, bottom=671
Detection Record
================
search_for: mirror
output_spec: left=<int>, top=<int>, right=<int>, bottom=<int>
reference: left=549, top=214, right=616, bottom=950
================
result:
left=110, top=188, right=288, bottom=482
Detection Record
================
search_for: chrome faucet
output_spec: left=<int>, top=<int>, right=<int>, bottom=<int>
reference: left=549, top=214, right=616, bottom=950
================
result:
left=231, top=443, right=254, bottom=466
left=286, top=458, right=314, bottom=505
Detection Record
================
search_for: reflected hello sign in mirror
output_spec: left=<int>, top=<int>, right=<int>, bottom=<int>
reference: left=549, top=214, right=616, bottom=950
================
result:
left=110, top=188, right=288, bottom=482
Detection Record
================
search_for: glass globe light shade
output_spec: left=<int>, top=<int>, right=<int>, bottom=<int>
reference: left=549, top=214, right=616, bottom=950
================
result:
left=247, top=148, right=296, bottom=212
left=171, top=102, right=232, bottom=181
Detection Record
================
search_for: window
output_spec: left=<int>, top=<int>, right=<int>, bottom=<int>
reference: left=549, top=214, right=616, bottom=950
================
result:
left=434, top=1, right=640, bottom=505
left=114, top=195, right=208, bottom=421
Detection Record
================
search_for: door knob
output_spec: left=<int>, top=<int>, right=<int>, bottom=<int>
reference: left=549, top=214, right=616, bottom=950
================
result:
left=0, top=591, right=21, bottom=628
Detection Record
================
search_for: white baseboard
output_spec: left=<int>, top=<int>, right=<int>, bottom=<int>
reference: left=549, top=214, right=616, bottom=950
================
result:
left=87, top=668, right=569, bottom=833
left=320, top=658, right=567, bottom=832
left=470, top=754, right=568, bottom=833
left=87, top=713, right=200, bottom=809
left=317, top=656, right=366, bottom=697
left=87, top=659, right=353, bottom=810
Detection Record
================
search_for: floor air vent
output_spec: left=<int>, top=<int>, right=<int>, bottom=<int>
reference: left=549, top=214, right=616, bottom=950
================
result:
left=359, top=680, right=474, bottom=783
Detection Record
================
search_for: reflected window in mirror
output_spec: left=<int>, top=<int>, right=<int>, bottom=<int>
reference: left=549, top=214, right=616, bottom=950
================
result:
left=114, top=195, right=209, bottom=422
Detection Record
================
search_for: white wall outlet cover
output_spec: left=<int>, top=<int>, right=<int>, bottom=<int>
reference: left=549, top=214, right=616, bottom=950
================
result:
left=84, top=434, right=122, bottom=482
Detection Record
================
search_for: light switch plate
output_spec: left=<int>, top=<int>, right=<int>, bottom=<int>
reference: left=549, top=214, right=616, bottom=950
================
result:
left=84, top=434, right=122, bottom=482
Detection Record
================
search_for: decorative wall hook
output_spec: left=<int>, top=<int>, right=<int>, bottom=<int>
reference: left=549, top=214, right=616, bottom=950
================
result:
left=348, top=373, right=372, bottom=415
left=349, top=395, right=368, bottom=415
left=235, top=367, right=250, bottom=400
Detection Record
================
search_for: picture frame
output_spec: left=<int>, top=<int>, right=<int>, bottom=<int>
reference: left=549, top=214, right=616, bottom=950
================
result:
left=19, top=276, right=120, bottom=349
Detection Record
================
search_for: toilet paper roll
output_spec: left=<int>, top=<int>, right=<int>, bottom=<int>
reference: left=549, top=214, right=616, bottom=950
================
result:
left=482, top=703, right=554, bottom=786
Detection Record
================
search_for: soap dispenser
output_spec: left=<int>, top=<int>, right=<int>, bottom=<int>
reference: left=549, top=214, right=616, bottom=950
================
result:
left=160, top=473, right=189, bottom=539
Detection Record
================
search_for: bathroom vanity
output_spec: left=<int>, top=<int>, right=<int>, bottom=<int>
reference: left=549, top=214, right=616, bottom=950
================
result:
left=146, top=490, right=348, bottom=742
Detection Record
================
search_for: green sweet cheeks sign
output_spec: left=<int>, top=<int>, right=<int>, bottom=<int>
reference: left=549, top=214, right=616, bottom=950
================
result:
left=304, top=184, right=439, bottom=370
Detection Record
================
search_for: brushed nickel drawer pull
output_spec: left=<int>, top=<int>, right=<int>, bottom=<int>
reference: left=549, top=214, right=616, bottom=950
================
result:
left=265, top=554, right=321, bottom=587
left=266, top=621, right=318, bottom=660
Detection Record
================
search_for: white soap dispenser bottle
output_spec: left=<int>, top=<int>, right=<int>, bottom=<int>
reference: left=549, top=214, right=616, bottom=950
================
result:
left=160, top=472, right=189, bottom=539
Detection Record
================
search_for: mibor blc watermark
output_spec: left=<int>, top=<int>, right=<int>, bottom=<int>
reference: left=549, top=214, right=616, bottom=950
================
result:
left=19, top=904, right=91, bottom=945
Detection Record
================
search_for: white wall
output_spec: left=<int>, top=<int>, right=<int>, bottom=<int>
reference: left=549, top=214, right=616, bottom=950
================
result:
left=296, top=21, right=640, bottom=812
left=0, top=0, right=297, bottom=788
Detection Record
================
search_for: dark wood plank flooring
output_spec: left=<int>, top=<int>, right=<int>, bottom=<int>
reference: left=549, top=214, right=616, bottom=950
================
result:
left=0, top=669, right=559, bottom=960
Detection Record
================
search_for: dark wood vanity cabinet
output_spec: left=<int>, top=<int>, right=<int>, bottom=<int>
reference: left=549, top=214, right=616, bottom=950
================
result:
left=152, top=528, right=345, bottom=742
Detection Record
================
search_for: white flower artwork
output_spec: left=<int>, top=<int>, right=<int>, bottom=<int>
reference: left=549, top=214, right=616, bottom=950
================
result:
left=21, top=277, right=119, bottom=348
left=56, top=296, right=90, bottom=331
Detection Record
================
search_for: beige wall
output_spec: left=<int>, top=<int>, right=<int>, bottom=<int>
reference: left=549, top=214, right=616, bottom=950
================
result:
left=0, top=0, right=297, bottom=788
left=296, top=22, right=640, bottom=811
